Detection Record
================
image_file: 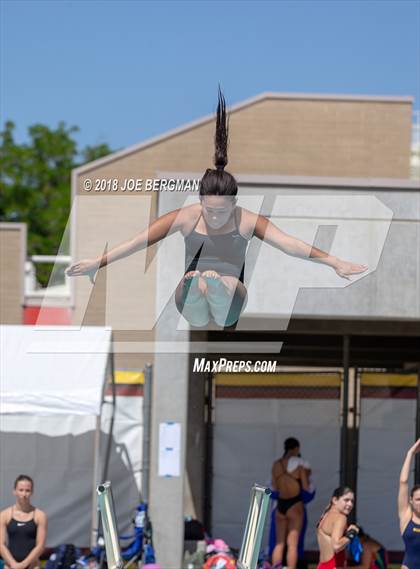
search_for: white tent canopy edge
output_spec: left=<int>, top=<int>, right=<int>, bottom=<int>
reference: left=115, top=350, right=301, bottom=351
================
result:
left=1, top=325, right=112, bottom=416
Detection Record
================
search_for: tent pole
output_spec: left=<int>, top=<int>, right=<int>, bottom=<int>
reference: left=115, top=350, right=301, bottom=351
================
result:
left=142, top=363, right=153, bottom=504
left=91, top=415, right=101, bottom=548
left=340, top=335, right=350, bottom=487
left=102, top=345, right=116, bottom=481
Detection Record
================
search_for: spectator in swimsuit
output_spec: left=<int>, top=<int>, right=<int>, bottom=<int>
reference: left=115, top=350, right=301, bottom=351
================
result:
left=67, top=90, right=368, bottom=328
left=398, top=438, right=420, bottom=569
left=316, top=486, right=359, bottom=569
left=268, top=454, right=315, bottom=569
left=0, top=475, right=48, bottom=569
left=271, top=437, right=309, bottom=569
left=347, top=527, right=388, bottom=569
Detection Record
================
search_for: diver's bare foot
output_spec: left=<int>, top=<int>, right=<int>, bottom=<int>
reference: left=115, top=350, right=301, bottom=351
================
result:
left=202, top=270, right=229, bottom=300
left=182, top=271, right=204, bottom=304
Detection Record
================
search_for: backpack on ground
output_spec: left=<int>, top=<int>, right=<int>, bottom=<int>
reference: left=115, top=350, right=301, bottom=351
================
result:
left=45, top=544, right=81, bottom=569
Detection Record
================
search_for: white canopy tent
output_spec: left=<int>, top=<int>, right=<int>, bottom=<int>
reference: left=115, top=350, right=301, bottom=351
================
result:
left=0, top=325, right=113, bottom=547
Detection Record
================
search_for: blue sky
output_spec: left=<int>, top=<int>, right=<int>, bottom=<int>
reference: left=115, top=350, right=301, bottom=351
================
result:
left=1, top=0, right=419, bottom=152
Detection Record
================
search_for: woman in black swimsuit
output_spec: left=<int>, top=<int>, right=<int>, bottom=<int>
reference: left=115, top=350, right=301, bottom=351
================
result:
left=67, top=90, right=368, bottom=328
left=0, top=475, right=48, bottom=569
left=177, top=178, right=249, bottom=327
left=271, top=438, right=309, bottom=569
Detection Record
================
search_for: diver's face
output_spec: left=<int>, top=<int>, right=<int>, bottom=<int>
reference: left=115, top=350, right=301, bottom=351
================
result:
left=333, top=492, right=354, bottom=516
left=201, top=195, right=235, bottom=229
left=13, top=480, right=33, bottom=504
left=411, top=489, right=420, bottom=516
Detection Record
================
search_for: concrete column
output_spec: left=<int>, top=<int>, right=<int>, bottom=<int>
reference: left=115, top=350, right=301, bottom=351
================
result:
left=150, top=348, right=189, bottom=569
left=149, top=189, right=191, bottom=569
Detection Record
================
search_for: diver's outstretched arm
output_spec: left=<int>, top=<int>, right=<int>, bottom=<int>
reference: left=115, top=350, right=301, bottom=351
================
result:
left=66, top=208, right=185, bottom=280
left=251, top=213, right=368, bottom=280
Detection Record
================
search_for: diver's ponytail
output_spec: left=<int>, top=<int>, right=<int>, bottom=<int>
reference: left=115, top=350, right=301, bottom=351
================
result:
left=200, top=88, right=237, bottom=197
left=214, top=86, right=229, bottom=171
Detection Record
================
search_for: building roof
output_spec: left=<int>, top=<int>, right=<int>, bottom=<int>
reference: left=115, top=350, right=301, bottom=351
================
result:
left=74, top=91, right=414, bottom=175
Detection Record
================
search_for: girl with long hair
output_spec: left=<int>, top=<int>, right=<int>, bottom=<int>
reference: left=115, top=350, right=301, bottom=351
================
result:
left=67, top=90, right=367, bottom=328
left=316, top=486, right=359, bottom=569
left=0, top=475, right=48, bottom=569
left=271, top=437, right=309, bottom=569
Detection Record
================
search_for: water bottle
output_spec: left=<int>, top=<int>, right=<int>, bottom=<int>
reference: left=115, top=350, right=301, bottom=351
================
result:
left=135, top=506, right=145, bottom=528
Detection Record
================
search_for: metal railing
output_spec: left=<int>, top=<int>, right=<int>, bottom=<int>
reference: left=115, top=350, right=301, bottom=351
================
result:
left=97, top=481, right=124, bottom=569
left=237, top=484, right=272, bottom=569
left=97, top=481, right=271, bottom=569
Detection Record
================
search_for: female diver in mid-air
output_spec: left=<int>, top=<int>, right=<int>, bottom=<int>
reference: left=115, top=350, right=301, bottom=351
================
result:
left=67, top=90, right=368, bottom=328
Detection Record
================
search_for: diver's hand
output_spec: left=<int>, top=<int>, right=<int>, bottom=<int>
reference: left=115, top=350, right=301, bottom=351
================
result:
left=334, top=259, right=368, bottom=281
left=66, top=259, right=99, bottom=284
left=10, top=562, right=25, bottom=569
left=407, top=438, right=420, bottom=456
left=345, top=524, right=360, bottom=540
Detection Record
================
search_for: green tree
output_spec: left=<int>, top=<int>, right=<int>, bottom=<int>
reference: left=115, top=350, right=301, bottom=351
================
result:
left=0, top=121, right=112, bottom=285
